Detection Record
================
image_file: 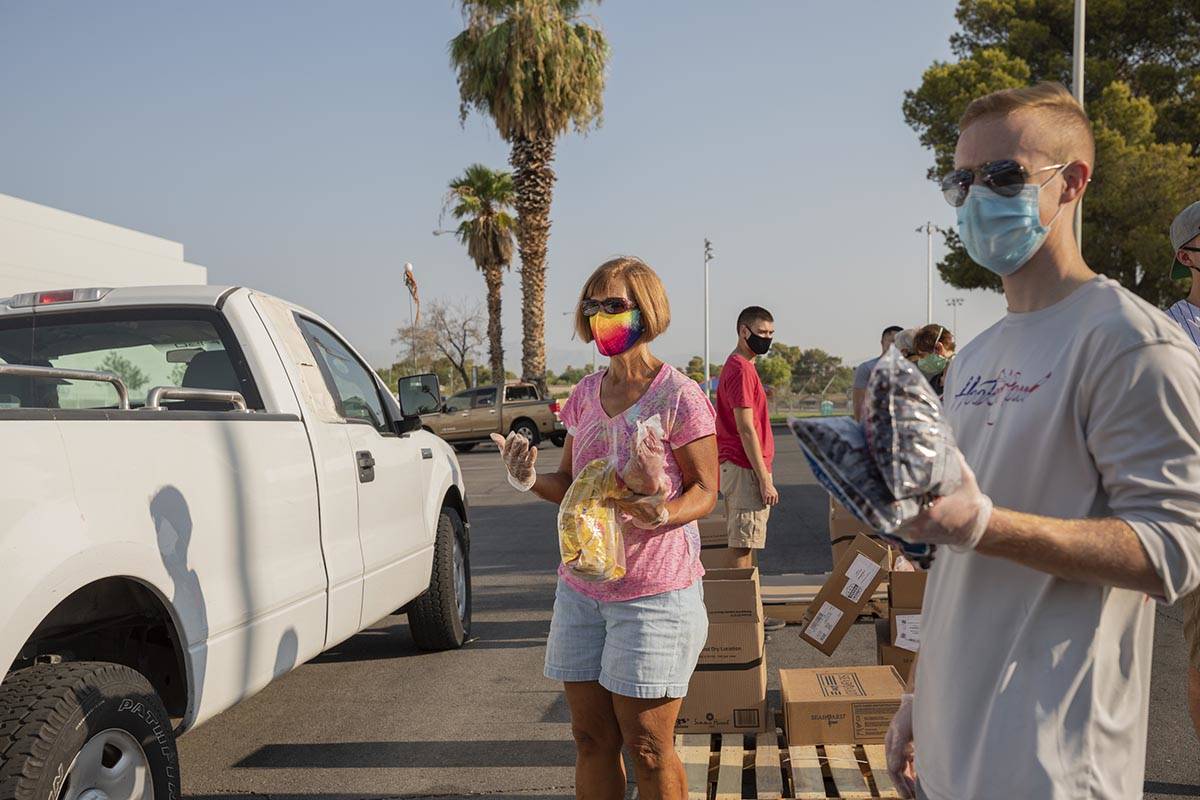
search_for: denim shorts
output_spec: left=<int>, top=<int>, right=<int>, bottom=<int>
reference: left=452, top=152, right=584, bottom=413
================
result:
left=544, top=577, right=709, bottom=698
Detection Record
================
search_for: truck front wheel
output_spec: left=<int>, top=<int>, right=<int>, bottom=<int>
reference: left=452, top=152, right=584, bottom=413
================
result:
left=0, top=662, right=180, bottom=800
left=407, top=507, right=471, bottom=650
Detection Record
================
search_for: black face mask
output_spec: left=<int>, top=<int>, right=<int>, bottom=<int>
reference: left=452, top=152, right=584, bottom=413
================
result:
left=743, top=329, right=772, bottom=356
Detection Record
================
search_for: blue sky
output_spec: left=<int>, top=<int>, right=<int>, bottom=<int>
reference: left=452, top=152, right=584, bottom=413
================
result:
left=0, top=0, right=1010, bottom=373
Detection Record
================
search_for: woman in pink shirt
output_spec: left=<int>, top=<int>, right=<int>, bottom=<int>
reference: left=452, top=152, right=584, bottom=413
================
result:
left=492, top=256, right=718, bottom=799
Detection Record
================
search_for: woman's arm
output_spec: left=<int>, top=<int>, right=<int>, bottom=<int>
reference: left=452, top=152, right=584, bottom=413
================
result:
left=663, top=434, right=719, bottom=526
left=528, top=433, right=575, bottom=505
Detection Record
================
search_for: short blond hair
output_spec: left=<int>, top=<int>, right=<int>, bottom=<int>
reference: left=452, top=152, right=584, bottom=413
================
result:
left=574, top=257, right=671, bottom=343
left=960, top=81, right=1095, bottom=164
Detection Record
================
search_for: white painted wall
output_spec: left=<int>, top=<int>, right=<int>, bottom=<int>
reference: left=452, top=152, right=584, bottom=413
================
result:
left=0, top=193, right=206, bottom=297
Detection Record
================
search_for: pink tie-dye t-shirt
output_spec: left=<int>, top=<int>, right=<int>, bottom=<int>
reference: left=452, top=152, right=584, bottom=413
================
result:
left=557, top=364, right=717, bottom=602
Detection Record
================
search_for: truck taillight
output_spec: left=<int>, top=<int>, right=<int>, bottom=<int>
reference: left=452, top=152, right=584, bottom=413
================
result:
left=549, top=400, right=561, bottom=414
left=8, top=287, right=111, bottom=308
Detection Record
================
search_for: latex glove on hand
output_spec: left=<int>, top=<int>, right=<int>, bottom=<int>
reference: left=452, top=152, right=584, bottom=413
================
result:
left=490, top=432, right=537, bottom=492
left=885, top=692, right=917, bottom=798
left=615, top=493, right=670, bottom=530
left=901, top=451, right=993, bottom=552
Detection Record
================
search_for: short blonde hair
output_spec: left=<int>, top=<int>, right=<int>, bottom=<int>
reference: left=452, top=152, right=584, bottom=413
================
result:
left=574, top=257, right=671, bottom=343
left=959, top=81, right=1095, bottom=164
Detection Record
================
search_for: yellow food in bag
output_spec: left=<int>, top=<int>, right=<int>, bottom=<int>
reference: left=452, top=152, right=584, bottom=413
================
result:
left=558, top=458, right=627, bottom=582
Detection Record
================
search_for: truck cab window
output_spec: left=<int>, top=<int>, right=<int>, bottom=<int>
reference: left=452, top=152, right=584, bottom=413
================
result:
left=444, top=391, right=473, bottom=413
left=298, top=319, right=389, bottom=432
left=474, top=388, right=497, bottom=408
left=504, top=385, right=537, bottom=402
left=0, top=312, right=259, bottom=410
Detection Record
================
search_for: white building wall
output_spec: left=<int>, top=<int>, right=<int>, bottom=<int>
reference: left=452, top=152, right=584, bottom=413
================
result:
left=0, top=193, right=206, bottom=297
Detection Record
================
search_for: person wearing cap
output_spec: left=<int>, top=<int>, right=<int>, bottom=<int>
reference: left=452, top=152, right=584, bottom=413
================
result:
left=1163, top=199, right=1200, bottom=743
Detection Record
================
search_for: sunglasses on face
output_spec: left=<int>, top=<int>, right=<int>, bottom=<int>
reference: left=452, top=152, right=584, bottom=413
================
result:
left=581, top=297, right=637, bottom=317
left=940, top=160, right=1068, bottom=207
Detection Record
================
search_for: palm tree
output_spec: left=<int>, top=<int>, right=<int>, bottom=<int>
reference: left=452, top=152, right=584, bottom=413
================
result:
left=450, top=0, right=609, bottom=390
left=442, top=164, right=517, bottom=382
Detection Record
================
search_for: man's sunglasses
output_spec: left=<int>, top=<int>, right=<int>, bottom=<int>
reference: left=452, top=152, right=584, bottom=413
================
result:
left=581, top=297, right=637, bottom=317
left=940, top=160, right=1067, bottom=207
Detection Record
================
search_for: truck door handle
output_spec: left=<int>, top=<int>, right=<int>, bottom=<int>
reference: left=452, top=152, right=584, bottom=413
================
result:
left=356, top=450, right=376, bottom=483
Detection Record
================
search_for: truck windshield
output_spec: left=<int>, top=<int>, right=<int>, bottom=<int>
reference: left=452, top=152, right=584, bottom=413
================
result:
left=0, top=310, right=256, bottom=410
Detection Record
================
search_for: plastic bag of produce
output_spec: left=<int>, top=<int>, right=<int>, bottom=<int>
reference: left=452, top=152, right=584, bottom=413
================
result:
left=864, top=347, right=962, bottom=500
left=620, top=414, right=668, bottom=496
left=789, top=416, right=922, bottom=534
left=558, top=458, right=627, bottom=582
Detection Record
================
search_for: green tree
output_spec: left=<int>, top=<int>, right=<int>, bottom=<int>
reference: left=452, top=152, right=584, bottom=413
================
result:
left=99, top=352, right=148, bottom=392
left=442, top=164, right=517, bottom=381
left=755, top=355, right=792, bottom=391
left=557, top=364, right=588, bottom=384
left=788, top=348, right=846, bottom=395
left=451, top=0, right=610, bottom=390
left=902, top=0, right=1200, bottom=304
left=683, top=356, right=722, bottom=384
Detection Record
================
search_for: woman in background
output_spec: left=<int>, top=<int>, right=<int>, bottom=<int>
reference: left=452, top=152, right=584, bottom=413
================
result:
left=912, top=323, right=956, bottom=397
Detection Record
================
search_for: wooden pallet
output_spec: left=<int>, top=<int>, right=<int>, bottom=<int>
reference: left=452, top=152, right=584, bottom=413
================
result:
left=673, top=717, right=900, bottom=799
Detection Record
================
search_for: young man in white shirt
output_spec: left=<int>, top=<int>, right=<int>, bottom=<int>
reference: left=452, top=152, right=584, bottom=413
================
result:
left=1163, top=199, right=1200, bottom=743
left=884, top=83, right=1200, bottom=800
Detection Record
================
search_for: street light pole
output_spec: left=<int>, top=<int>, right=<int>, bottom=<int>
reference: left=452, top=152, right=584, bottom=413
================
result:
left=1072, top=0, right=1085, bottom=249
left=917, top=223, right=942, bottom=325
left=945, top=297, right=964, bottom=334
left=703, top=239, right=714, bottom=397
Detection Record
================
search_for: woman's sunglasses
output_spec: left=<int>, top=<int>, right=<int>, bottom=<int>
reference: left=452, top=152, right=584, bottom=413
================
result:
left=581, top=297, right=637, bottom=317
left=940, top=160, right=1067, bottom=207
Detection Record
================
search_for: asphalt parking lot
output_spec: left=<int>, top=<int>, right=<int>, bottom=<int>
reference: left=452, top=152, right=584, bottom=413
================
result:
left=180, top=427, right=1200, bottom=799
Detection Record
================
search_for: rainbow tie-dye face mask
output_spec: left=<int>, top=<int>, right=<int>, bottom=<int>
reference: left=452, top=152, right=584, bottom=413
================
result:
left=590, top=309, right=644, bottom=357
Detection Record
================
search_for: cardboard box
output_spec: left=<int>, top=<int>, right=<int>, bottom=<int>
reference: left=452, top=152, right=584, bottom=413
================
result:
left=699, top=514, right=729, bottom=548
left=878, top=644, right=916, bottom=683
left=889, top=608, right=921, bottom=653
left=698, top=620, right=763, bottom=668
left=780, top=666, right=905, bottom=745
left=676, top=658, right=768, bottom=734
left=798, top=534, right=890, bottom=656
left=700, top=546, right=742, bottom=570
left=889, top=570, right=927, bottom=609
left=702, top=567, right=763, bottom=623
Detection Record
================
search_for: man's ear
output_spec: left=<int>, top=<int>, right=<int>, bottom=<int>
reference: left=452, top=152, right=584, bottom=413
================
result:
left=1061, top=161, right=1091, bottom=204
left=1182, top=250, right=1197, bottom=268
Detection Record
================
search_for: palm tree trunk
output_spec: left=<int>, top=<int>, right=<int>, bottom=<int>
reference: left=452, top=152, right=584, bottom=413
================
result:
left=483, top=264, right=505, bottom=382
left=510, top=134, right=556, bottom=393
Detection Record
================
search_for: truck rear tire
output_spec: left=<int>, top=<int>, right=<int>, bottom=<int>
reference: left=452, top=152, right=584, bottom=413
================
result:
left=453, top=442, right=477, bottom=453
left=550, top=433, right=566, bottom=448
left=0, top=661, right=180, bottom=800
left=407, top=507, right=471, bottom=651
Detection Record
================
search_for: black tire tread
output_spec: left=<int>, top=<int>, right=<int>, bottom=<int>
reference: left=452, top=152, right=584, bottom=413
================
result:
left=0, top=662, right=161, bottom=799
left=407, top=508, right=469, bottom=651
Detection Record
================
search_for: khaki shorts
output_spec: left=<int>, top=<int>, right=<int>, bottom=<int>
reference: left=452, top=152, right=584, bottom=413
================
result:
left=1182, top=587, right=1200, bottom=671
left=720, top=462, right=771, bottom=549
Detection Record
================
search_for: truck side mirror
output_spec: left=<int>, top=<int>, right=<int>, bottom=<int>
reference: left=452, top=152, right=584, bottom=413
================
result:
left=397, top=373, right=442, bottom=417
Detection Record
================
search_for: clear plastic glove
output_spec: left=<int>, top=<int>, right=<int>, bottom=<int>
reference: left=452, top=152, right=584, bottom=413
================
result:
left=614, top=493, right=669, bottom=530
left=490, top=432, right=537, bottom=492
left=885, top=692, right=916, bottom=798
left=900, top=451, right=993, bottom=552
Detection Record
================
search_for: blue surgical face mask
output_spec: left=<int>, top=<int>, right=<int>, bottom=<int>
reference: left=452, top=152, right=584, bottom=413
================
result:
left=956, top=169, right=1066, bottom=276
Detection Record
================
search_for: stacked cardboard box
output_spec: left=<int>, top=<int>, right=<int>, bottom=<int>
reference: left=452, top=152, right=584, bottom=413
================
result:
left=697, top=512, right=739, bottom=570
left=829, top=498, right=895, bottom=570
left=780, top=666, right=905, bottom=745
left=877, top=570, right=926, bottom=681
left=676, top=567, right=768, bottom=734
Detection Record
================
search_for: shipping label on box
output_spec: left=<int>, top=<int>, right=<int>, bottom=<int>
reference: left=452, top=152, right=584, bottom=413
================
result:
left=890, top=608, right=921, bottom=653
left=780, top=666, right=905, bottom=746
left=702, top=567, right=762, bottom=623
left=799, top=534, right=889, bottom=656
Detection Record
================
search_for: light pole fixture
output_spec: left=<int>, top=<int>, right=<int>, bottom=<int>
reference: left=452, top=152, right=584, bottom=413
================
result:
left=703, top=238, right=714, bottom=397
left=1072, top=0, right=1085, bottom=249
left=916, top=223, right=947, bottom=325
left=945, top=297, right=964, bottom=334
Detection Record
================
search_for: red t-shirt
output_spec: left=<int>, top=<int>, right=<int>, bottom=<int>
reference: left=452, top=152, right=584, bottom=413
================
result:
left=715, top=353, right=774, bottom=472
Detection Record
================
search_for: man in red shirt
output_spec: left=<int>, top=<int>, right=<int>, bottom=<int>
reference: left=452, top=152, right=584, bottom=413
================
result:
left=716, top=307, right=780, bottom=624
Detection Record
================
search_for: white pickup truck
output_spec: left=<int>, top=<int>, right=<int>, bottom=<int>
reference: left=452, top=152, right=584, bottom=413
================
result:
left=0, top=285, right=470, bottom=800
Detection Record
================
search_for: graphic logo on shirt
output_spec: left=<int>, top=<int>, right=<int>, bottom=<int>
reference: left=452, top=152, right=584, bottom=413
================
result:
left=951, top=369, right=1053, bottom=421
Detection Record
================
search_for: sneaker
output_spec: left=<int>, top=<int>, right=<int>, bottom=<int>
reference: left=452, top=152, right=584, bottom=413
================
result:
left=764, top=616, right=786, bottom=632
